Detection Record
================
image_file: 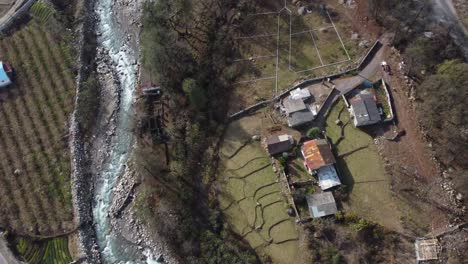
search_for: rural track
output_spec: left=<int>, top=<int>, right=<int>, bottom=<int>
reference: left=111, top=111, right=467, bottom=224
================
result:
left=0, top=234, right=23, bottom=264
left=0, top=0, right=36, bottom=32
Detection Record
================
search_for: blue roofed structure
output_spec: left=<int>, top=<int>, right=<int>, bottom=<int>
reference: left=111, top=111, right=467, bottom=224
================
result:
left=0, top=62, right=12, bottom=88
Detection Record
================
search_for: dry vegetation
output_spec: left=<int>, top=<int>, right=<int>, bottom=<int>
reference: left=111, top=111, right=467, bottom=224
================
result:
left=0, top=12, right=76, bottom=236
left=230, top=0, right=367, bottom=111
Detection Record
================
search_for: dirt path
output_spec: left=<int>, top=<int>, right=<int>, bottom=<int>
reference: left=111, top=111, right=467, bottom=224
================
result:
left=377, top=40, right=454, bottom=232
left=0, top=234, right=22, bottom=264
left=0, top=0, right=34, bottom=31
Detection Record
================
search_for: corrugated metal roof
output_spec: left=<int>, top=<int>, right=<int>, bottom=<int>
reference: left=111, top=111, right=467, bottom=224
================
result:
left=283, top=98, right=306, bottom=114
left=287, top=110, right=314, bottom=127
left=351, top=94, right=381, bottom=127
left=317, top=165, right=341, bottom=190
left=290, top=88, right=311, bottom=100
left=266, top=134, right=293, bottom=155
left=302, top=139, right=336, bottom=170
left=306, top=192, right=337, bottom=218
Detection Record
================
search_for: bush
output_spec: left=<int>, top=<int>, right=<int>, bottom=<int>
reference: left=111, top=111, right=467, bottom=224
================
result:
left=335, top=211, right=344, bottom=222
left=76, top=73, right=99, bottom=134
left=352, top=218, right=372, bottom=232
left=320, top=246, right=345, bottom=264
left=343, top=212, right=359, bottom=224
left=307, top=127, right=321, bottom=139
left=278, top=156, right=287, bottom=169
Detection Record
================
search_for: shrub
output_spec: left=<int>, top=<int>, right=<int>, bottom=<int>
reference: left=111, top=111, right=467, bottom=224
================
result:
left=352, top=218, right=372, bottom=231
left=320, top=246, right=345, bottom=264
left=307, top=127, right=321, bottom=139
left=278, top=156, right=287, bottom=169
left=76, top=73, right=99, bottom=134
left=343, top=212, right=359, bottom=224
left=335, top=211, right=344, bottom=222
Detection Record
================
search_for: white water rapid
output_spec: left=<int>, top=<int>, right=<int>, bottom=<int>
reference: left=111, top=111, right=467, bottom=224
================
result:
left=92, top=0, right=161, bottom=263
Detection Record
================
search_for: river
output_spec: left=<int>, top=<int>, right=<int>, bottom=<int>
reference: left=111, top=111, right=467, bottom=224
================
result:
left=92, top=0, right=160, bottom=263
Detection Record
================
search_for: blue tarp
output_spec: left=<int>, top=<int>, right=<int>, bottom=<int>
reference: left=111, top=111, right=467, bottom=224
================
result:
left=362, top=81, right=372, bottom=87
left=0, top=62, right=11, bottom=87
left=363, top=81, right=373, bottom=87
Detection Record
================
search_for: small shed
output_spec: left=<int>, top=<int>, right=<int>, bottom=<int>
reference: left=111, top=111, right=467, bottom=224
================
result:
left=283, top=98, right=307, bottom=115
left=350, top=94, right=381, bottom=127
left=266, top=134, right=294, bottom=155
left=306, top=192, right=338, bottom=218
left=415, top=238, right=440, bottom=262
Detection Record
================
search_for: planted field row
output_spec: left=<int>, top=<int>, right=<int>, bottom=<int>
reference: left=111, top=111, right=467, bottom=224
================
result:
left=0, top=20, right=75, bottom=235
left=14, top=236, right=73, bottom=264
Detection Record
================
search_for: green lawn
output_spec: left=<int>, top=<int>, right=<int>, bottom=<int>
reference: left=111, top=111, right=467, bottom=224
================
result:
left=325, top=100, right=403, bottom=231
left=217, top=115, right=302, bottom=263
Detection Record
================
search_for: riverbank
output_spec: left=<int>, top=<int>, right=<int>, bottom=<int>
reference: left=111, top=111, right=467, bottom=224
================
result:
left=105, top=0, right=179, bottom=261
left=69, top=0, right=102, bottom=261
left=88, top=0, right=181, bottom=262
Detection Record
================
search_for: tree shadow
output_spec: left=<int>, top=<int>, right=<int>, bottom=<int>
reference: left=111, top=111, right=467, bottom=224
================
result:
left=334, top=156, right=355, bottom=195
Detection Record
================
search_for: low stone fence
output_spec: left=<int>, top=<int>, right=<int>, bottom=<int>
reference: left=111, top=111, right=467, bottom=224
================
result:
left=275, top=40, right=382, bottom=102
left=356, top=40, right=382, bottom=70
left=228, top=100, right=272, bottom=120
left=228, top=40, right=382, bottom=121
left=0, top=0, right=36, bottom=33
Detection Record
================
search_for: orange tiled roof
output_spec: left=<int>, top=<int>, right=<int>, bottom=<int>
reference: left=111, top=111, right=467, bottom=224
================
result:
left=303, top=139, right=335, bottom=170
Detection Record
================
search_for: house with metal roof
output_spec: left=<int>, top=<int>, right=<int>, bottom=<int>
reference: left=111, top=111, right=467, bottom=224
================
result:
left=301, top=139, right=341, bottom=190
left=283, top=98, right=307, bottom=115
left=287, top=110, right=315, bottom=128
left=266, top=134, right=294, bottom=155
left=349, top=93, right=381, bottom=127
left=282, top=90, right=315, bottom=127
left=306, top=192, right=338, bottom=218
left=302, top=139, right=335, bottom=170
left=0, top=61, right=13, bottom=88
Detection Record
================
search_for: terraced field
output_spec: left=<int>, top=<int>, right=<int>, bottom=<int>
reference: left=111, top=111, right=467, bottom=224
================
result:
left=13, top=236, right=73, bottom=264
left=0, top=14, right=76, bottom=236
left=217, top=114, right=302, bottom=263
